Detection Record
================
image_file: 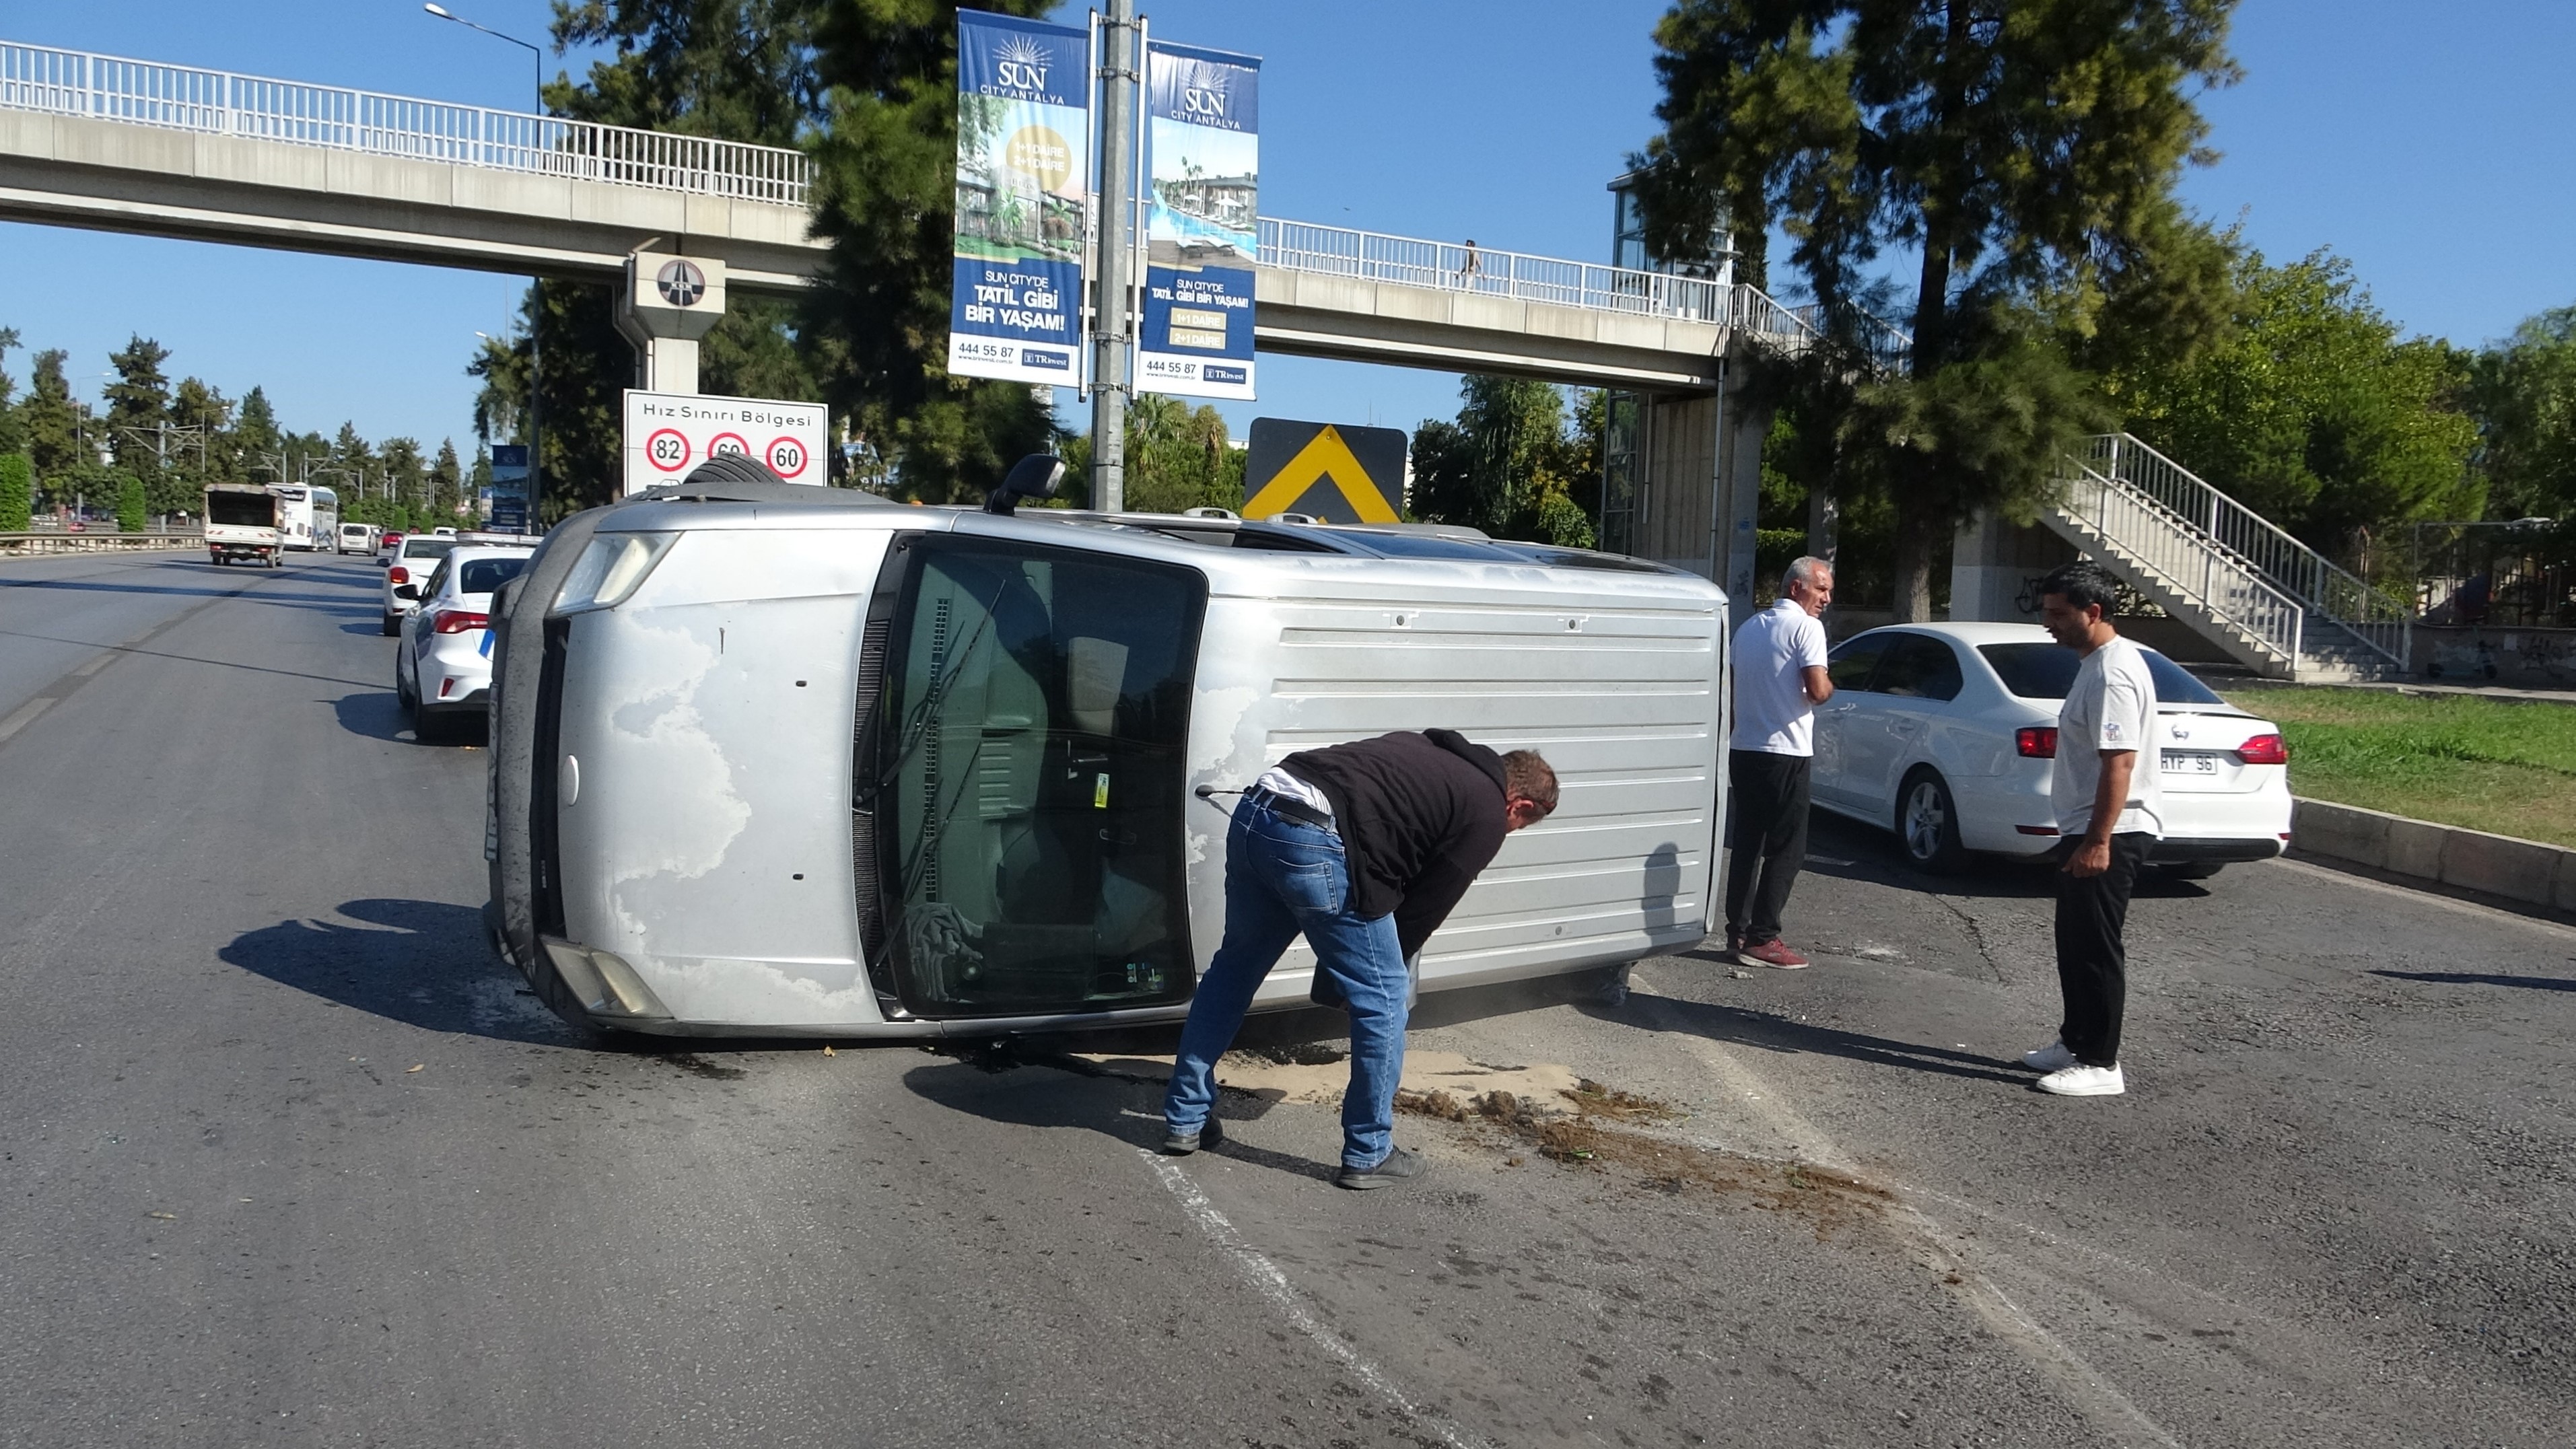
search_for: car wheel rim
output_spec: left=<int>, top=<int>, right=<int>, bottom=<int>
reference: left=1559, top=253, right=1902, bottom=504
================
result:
left=1906, top=785, right=1945, bottom=859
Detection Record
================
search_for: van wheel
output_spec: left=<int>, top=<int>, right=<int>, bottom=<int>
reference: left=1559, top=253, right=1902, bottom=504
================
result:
left=381, top=612, right=401, bottom=637
left=1896, top=770, right=1969, bottom=874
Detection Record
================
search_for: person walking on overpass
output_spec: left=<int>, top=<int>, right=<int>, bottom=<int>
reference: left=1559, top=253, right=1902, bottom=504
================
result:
left=1725, top=556, right=1834, bottom=969
left=2022, top=561, right=2163, bottom=1098
left=1160, top=731, right=1558, bottom=1189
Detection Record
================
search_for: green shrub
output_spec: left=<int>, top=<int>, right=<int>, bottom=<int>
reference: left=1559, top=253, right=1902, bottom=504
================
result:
left=115, top=473, right=147, bottom=533
left=0, top=454, right=30, bottom=532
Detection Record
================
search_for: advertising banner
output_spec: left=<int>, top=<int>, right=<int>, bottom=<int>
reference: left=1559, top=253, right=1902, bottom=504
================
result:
left=1138, top=41, right=1259, bottom=401
left=948, top=12, right=1092, bottom=388
left=621, top=390, right=829, bottom=496
left=485, top=444, right=529, bottom=532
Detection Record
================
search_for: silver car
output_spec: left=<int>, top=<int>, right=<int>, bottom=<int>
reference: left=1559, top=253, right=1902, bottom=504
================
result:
left=483, top=474, right=1731, bottom=1038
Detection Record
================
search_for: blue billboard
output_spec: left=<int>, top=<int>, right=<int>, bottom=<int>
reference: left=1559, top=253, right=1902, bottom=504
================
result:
left=948, top=12, right=1092, bottom=387
left=1138, top=41, right=1259, bottom=401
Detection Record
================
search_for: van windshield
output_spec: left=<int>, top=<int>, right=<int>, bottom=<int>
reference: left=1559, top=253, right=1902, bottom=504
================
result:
left=870, top=536, right=1207, bottom=1017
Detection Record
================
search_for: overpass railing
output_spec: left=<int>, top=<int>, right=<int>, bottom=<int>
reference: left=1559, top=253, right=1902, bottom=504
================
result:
left=0, top=40, right=810, bottom=205
left=1259, top=219, right=1743, bottom=326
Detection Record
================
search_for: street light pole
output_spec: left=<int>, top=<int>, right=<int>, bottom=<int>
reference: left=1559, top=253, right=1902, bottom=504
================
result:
left=1088, top=0, right=1140, bottom=513
left=427, top=2, right=544, bottom=528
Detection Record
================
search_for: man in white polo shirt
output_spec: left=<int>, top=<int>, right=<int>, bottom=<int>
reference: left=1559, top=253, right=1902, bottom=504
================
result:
left=2022, top=561, right=2163, bottom=1098
left=1725, top=556, right=1834, bottom=969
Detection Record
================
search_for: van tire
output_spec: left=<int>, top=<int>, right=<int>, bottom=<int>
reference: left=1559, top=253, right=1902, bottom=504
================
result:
left=1896, top=769, right=1970, bottom=875
left=381, top=612, right=401, bottom=637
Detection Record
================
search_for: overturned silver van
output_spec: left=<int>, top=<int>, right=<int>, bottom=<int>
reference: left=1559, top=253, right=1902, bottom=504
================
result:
left=483, top=474, right=1729, bottom=1037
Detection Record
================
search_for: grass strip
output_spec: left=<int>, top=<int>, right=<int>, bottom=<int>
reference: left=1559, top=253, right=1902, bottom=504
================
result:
left=2222, top=686, right=2576, bottom=849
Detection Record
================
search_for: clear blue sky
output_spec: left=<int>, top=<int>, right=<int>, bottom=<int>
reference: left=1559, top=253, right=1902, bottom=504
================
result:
left=1, top=1, right=2569, bottom=453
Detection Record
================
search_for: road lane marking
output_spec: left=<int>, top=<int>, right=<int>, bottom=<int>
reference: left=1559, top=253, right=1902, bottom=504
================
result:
left=1632, top=968, right=2186, bottom=1449
left=0, top=697, right=54, bottom=744
left=73, top=653, right=113, bottom=677
left=1136, top=1150, right=1496, bottom=1449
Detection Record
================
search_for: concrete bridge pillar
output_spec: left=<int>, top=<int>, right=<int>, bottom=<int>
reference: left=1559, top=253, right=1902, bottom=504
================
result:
left=613, top=248, right=729, bottom=394
left=1948, top=509, right=2077, bottom=622
left=1613, top=356, right=1772, bottom=624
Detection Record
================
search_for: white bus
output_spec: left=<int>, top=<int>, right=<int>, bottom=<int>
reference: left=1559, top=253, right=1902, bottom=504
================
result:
left=271, top=485, right=340, bottom=551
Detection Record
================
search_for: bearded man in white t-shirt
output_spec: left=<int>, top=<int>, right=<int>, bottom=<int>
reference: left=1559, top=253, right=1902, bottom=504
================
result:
left=1722, top=556, right=1834, bottom=969
left=2022, top=561, right=2164, bottom=1098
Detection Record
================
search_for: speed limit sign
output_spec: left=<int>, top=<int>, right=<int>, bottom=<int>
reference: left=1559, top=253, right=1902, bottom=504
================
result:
left=621, top=390, right=829, bottom=495
left=646, top=428, right=691, bottom=471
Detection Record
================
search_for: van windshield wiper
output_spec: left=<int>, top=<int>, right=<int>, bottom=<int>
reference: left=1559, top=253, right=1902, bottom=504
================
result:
left=856, top=579, right=1008, bottom=807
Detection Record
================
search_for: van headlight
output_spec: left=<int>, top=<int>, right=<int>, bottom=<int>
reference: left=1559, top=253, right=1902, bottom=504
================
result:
left=540, top=937, right=675, bottom=1020
left=550, top=532, right=677, bottom=615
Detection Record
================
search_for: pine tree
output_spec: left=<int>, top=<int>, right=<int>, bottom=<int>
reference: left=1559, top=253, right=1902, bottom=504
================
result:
left=1637, top=0, right=2238, bottom=618
left=22, top=349, right=90, bottom=509
left=803, top=0, right=1059, bottom=503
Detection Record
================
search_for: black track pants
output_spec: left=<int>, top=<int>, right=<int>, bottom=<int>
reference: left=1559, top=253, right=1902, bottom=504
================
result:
left=1724, top=751, right=1811, bottom=946
left=2054, top=832, right=2154, bottom=1067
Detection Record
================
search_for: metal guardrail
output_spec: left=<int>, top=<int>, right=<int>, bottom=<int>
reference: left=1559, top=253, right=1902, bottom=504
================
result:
left=0, top=40, right=811, bottom=205
left=2054, top=464, right=2307, bottom=670
left=0, top=530, right=203, bottom=555
left=2079, top=433, right=2410, bottom=669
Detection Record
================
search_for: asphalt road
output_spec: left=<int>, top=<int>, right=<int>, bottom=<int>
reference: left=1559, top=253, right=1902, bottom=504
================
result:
left=1, top=548, right=2569, bottom=1448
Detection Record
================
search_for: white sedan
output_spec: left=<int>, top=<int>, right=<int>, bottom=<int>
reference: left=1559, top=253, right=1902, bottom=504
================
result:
left=393, top=543, right=534, bottom=740
left=1809, top=622, right=2293, bottom=876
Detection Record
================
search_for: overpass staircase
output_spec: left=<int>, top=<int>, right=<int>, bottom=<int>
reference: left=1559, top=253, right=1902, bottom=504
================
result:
left=2040, top=433, right=2410, bottom=682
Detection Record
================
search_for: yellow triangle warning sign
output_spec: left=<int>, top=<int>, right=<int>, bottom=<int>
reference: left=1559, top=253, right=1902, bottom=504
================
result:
left=1241, top=419, right=1407, bottom=524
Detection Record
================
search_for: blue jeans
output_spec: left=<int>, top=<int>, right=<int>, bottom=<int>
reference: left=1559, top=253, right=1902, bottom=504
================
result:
left=1162, top=796, right=1412, bottom=1170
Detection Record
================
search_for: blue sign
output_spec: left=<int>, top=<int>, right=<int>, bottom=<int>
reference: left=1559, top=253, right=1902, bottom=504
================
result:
left=948, top=12, right=1092, bottom=388
left=1138, top=41, right=1259, bottom=402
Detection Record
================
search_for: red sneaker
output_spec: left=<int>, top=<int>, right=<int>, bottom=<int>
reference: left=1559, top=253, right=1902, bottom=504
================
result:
left=1737, top=938, right=1809, bottom=970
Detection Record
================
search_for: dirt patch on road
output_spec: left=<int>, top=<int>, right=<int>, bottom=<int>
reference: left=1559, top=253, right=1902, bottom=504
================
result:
left=1397, top=1081, right=1891, bottom=1238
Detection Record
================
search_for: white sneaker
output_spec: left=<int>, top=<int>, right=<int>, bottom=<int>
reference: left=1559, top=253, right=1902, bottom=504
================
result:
left=2021, top=1040, right=2078, bottom=1072
left=2036, top=1063, right=2125, bottom=1097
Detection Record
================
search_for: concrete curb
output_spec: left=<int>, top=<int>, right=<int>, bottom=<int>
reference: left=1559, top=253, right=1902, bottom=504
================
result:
left=2291, top=798, right=2576, bottom=915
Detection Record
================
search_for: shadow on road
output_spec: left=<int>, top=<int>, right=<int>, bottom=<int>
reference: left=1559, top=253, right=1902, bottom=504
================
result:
left=2372, top=970, right=2576, bottom=993
left=900, top=1048, right=1339, bottom=1184
left=333, top=688, right=409, bottom=742
left=0, top=573, right=367, bottom=613
left=220, top=897, right=584, bottom=1047
left=1795, top=813, right=2215, bottom=901
left=1598, top=989, right=2031, bottom=1086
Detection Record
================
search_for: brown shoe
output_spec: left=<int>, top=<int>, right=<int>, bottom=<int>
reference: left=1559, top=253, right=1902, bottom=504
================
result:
left=1738, top=938, right=1809, bottom=970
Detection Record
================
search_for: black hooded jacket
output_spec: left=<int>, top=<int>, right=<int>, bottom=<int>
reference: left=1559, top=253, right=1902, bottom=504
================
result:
left=1280, top=730, right=1510, bottom=958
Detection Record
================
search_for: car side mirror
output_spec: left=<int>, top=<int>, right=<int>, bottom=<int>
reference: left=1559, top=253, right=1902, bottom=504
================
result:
left=983, top=453, right=1068, bottom=515
left=394, top=584, right=420, bottom=601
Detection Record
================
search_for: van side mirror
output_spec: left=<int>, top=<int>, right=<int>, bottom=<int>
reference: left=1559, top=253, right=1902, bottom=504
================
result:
left=983, top=454, right=1068, bottom=515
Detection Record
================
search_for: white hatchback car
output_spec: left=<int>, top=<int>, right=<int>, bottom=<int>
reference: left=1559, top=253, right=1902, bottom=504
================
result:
left=1809, top=622, right=2293, bottom=876
left=393, top=543, right=535, bottom=739
left=379, top=533, right=462, bottom=634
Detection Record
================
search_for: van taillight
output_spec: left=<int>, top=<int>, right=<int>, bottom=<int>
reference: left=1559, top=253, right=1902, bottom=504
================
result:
left=433, top=609, right=490, bottom=635
left=2236, top=733, right=2289, bottom=765
left=2016, top=727, right=2058, bottom=758
left=389, top=567, right=409, bottom=586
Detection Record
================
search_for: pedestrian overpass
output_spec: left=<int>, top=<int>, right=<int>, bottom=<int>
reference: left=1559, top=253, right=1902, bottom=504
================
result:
left=0, top=38, right=2410, bottom=668
left=0, top=37, right=1803, bottom=598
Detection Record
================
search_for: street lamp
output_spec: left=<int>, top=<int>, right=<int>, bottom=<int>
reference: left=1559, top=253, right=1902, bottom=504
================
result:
left=428, top=2, right=545, bottom=529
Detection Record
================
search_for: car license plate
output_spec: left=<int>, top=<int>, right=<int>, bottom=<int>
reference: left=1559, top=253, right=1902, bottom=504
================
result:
left=2161, top=750, right=2221, bottom=775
